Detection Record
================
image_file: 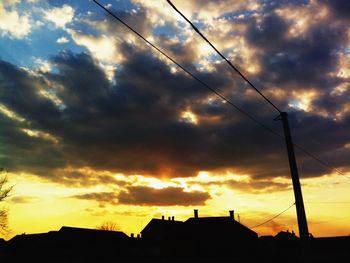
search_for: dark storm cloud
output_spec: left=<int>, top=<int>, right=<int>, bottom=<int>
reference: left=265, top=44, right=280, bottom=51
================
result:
left=1, top=0, right=349, bottom=188
left=50, top=51, right=110, bottom=109
left=241, top=0, right=350, bottom=138
left=49, top=170, right=127, bottom=188
left=156, top=35, right=198, bottom=67
left=320, top=0, right=350, bottom=20
left=102, top=6, right=153, bottom=38
left=260, top=0, right=310, bottom=12
left=190, top=178, right=292, bottom=194
left=118, top=186, right=210, bottom=206
left=71, top=186, right=210, bottom=207
left=313, top=86, right=350, bottom=117
left=0, top=46, right=347, bottom=182
left=245, top=12, right=347, bottom=90
left=292, top=113, right=350, bottom=176
left=0, top=112, right=66, bottom=175
left=246, top=13, right=288, bottom=51
left=237, top=1, right=350, bottom=179
left=227, top=179, right=291, bottom=193
left=43, top=46, right=249, bottom=178
left=0, top=60, right=61, bottom=124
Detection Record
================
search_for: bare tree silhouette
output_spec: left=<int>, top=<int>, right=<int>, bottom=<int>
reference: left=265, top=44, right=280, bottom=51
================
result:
left=97, top=221, right=119, bottom=231
left=0, top=169, right=13, bottom=236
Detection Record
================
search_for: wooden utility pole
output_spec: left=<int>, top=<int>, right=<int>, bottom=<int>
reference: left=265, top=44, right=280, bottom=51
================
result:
left=96, top=0, right=311, bottom=241
left=167, top=0, right=310, bottom=240
left=278, top=112, right=309, bottom=240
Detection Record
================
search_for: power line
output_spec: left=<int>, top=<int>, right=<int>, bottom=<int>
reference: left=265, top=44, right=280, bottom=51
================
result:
left=306, top=201, right=350, bottom=204
left=293, top=144, right=350, bottom=181
left=92, top=0, right=281, bottom=137
left=93, top=0, right=349, bottom=237
left=166, top=1, right=350, bottom=181
left=92, top=1, right=348, bottom=181
left=166, top=0, right=281, bottom=114
left=250, top=202, right=295, bottom=229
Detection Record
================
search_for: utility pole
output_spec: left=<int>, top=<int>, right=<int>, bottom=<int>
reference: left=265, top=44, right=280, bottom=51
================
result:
left=94, top=0, right=311, bottom=241
left=277, top=112, right=309, bottom=240
left=167, top=0, right=310, bottom=240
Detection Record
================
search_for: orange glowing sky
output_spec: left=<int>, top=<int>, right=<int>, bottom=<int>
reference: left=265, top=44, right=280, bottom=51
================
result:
left=1, top=0, right=350, bottom=239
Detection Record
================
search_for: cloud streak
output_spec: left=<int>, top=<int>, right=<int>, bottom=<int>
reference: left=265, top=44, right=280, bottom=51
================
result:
left=118, top=186, right=210, bottom=206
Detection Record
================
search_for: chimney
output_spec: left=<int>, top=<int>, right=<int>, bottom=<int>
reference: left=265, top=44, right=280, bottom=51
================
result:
left=131, top=233, right=134, bottom=238
left=194, top=209, right=198, bottom=219
left=168, top=216, right=171, bottom=221
left=229, top=210, right=235, bottom=220
left=172, top=216, right=174, bottom=221
left=162, top=215, right=164, bottom=220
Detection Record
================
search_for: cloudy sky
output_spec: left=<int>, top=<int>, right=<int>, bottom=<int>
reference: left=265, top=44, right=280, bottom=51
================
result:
left=0, top=0, right=349, bottom=238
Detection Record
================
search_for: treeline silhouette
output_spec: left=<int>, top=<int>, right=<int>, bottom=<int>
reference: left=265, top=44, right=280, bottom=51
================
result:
left=1, top=211, right=349, bottom=262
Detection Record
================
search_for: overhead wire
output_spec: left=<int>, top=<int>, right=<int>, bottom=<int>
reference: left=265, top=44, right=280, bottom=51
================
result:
left=250, top=201, right=349, bottom=229
left=92, top=0, right=349, bottom=180
left=305, top=201, right=350, bottom=204
left=92, top=0, right=282, bottom=138
left=166, top=0, right=281, bottom=114
left=165, top=1, right=350, bottom=180
left=250, top=202, right=295, bottom=229
left=293, top=144, right=350, bottom=181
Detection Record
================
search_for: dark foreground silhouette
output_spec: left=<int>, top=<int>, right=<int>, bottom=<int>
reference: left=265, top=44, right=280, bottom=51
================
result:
left=1, top=211, right=349, bottom=262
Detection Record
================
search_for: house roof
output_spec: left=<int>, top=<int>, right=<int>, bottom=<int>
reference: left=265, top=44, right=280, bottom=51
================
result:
left=186, top=216, right=239, bottom=223
left=274, top=230, right=297, bottom=240
left=58, top=226, right=128, bottom=238
left=184, top=216, right=258, bottom=238
left=9, top=226, right=129, bottom=245
left=141, top=216, right=258, bottom=241
left=141, top=218, right=184, bottom=235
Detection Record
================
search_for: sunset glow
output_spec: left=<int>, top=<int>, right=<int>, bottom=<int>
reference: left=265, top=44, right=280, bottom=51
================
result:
left=1, top=0, right=349, bottom=241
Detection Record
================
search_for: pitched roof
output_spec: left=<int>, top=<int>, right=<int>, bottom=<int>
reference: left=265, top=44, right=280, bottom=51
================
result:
left=184, top=216, right=258, bottom=238
left=58, top=226, right=128, bottom=238
left=141, top=216, right=258, bottom=241
left=141, top=218, right=184, bottom=236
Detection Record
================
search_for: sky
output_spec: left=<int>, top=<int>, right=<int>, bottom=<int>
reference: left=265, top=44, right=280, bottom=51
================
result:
left=0, top=0, right=349, bottom=239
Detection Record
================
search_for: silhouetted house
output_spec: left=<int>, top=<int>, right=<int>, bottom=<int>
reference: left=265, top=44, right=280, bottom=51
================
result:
left=9, top=226, right=129, bottom=248
left=139, top=216, right=184, bottom=257
left=184, top=210, right=258, bottom=241
left=140, top=210, right=258, bottom=257
left=274, top=230, right=297, bottom=241
left=58, top=226, right=129, bottom=240
left=256, top=230, right=300, bottom=262
left=142, top=210, right=257, bottom=241
left=6, top=226, right=131, bottom=262
left=182, top=210, right=258, bottom=256
left=141, top=216, right=184, bottom=240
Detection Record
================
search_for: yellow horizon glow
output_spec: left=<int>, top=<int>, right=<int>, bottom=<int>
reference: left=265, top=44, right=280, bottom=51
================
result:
left=3, top=170, right=350, bottom=240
